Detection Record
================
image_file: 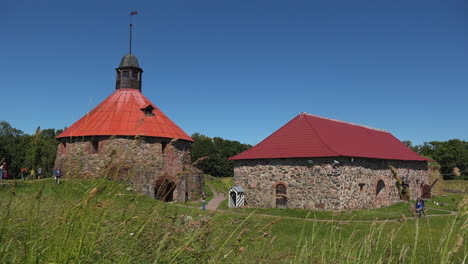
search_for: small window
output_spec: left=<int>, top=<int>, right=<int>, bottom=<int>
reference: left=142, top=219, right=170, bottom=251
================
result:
left=140, top=105, right=155, bottom=117
left=161, top=141, right=168, bottom=154
left=90, top=141, right=99, bottom=154
left=122, top=71, right=129, bottom=79
left=376, top=180, right=385, bottom=196
left=117, top=71, right=121, bottom=80
left=132, top=71, right=138, bottom=80
left=359, top=183, right=365, bottom=192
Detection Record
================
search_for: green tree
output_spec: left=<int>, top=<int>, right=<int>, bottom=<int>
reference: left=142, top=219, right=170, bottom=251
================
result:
left=191, top=133, right=251, bottom=177
left=0, top=121, right=25, bottom=177
left=408, top=139, right=468, bottom=180
left=0, top=121, right=61, bottom=178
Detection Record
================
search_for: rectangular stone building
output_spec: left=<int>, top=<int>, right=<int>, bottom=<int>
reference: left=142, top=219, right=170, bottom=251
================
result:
left=230, top=113, right=431, bottom=211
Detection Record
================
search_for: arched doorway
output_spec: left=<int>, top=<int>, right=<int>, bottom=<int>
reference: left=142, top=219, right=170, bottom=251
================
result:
left=276, top=184, right=287, bottom=208
left=154, top=180, right=176, bottom=202
left=376, top=180, right=385, bottom=196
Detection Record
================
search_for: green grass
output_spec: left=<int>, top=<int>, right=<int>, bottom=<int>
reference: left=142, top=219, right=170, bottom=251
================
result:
left=205, top=175, right=233, bottom=194
left=228, top=201, right=453, bottom=221
left=0, top=179, right=466, bottom=263
left=443, top=180, right=468, bottom=194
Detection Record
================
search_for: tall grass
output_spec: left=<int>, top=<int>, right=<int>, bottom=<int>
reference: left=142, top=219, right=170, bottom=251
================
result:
left=0, top=179, right=466, bottom=263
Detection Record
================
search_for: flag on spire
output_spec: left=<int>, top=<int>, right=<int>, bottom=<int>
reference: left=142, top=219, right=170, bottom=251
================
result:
left=130, top=11, right=138, bottom=15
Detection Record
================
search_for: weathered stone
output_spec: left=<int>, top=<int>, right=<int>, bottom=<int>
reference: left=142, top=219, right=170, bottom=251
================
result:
left=233, top=157, right=429, bottom=211
left=55, top=136, right=204, bottom=202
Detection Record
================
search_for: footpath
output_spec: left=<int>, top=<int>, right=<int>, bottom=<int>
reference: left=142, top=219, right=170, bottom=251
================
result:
left=205, top=184, right=226, bottom=211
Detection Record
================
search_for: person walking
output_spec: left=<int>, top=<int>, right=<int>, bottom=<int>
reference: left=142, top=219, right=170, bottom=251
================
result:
left=30, top=169, right=36, bottom=180
left=54, top=168, right=62, bottom=184
left=37, top=167, right=43, bottom=179
left=416, top=197, right=425, bottom=217
left=20, top=168, right=27, bottom=180
left=0, top=162, right=5, bottom=180
left=201, top=194, right=206, bottom=210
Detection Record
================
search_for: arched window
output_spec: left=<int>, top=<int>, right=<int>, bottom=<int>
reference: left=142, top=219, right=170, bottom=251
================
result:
left=376, top=180, right=385, bottom=196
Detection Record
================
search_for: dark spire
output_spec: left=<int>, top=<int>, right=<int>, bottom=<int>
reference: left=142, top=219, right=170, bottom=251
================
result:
left=115, top=11, right=143, bottom=92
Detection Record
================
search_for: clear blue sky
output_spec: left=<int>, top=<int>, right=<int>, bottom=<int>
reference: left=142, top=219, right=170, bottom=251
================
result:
left=2, top=0, right=467, bottom=146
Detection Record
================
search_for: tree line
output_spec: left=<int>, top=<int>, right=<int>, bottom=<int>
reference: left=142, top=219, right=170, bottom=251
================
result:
left=1, top=120, right=466, bottom=179
left=0, top=121, right=252, bottom=179
left=402, top=139, right=468, bottom=180
left=0, top=121, right=62, bottom=179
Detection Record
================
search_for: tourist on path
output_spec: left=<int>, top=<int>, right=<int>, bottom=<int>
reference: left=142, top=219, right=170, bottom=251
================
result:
left=54, top=168, right=62, bottom=184
left=0, top=162, right=6, bottom=180
left=20, top=168, right=27, bottom=180
left=30, top=169, right=36, bottom=180
left=201, top=194, right=206, bottom=210
left=37, top=167, right=42, bottom=179
left=416, top=198, right=425, bottom=217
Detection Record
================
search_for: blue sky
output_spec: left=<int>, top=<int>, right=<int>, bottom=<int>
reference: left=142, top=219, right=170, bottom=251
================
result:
left=2, top=0, right=467, bottom=146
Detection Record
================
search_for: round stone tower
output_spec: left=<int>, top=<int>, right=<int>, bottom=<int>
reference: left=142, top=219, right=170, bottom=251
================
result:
left=54, top=52, right=203, bottom=202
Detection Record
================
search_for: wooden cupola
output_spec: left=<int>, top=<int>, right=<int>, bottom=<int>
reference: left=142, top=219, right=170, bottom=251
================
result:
left=115, top=54, right=143, bottom=92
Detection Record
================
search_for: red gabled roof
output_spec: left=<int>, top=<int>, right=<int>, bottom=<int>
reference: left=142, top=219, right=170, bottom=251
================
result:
left=57, top=89, right=192, bottom=141
left=230, top=113, right=430, bottom=161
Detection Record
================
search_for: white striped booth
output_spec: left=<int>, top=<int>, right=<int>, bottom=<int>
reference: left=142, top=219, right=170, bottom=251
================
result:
left=228, top=186, right=245, bottom=208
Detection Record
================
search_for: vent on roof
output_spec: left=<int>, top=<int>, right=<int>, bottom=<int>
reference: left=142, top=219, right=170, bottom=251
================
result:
left=141, top=105, right=155, bottom=117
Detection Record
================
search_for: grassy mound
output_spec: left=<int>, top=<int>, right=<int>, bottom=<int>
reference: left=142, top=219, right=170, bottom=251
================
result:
left=0, top=179, right=466, bottom=263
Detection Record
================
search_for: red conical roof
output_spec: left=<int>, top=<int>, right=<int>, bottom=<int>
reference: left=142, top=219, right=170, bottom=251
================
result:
left=230, top=113, right=430, bottom=161
left=57, top=89, right=192, bottom=141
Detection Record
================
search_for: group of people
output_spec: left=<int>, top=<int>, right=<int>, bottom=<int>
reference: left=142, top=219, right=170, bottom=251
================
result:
left=0, top=161, right=62, bottom=184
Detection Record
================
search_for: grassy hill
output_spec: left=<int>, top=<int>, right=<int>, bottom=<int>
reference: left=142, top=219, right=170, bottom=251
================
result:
left=0, top=179, right=466, bottom=263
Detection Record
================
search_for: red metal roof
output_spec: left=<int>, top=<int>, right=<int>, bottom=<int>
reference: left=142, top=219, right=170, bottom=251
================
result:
left=57, top=89, right=193, bottom=141
left=230, top=113, right=430, bottom=161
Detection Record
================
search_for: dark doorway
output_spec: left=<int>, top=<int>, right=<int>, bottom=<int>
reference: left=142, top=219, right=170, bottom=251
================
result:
left=154, top=181, right=175, bottom=202
left=376, top=180, right=385, bottom=196
left=276, top=184, right=287, bottom=208
left=230, top=191, right=237, bottom=206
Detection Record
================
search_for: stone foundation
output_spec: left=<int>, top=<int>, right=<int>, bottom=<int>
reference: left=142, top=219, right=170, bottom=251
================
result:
left=54, top=136, right=204, bottom=202
left=233, top=157, right=429, bottom=210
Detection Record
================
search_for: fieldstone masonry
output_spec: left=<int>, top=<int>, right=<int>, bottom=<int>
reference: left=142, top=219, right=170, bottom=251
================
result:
left=234, top=157, right=429, bottom=210
left=55, top=136, right=204, bottom=202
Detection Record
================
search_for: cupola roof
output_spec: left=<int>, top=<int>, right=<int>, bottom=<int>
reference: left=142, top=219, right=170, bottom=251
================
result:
left=119, top=54, right=140, bottom=68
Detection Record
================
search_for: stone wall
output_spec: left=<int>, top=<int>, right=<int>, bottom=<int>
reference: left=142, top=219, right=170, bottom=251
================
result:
left=233, top=157, right=429, bottom=211
left=54, top=136, right=204, bottom=201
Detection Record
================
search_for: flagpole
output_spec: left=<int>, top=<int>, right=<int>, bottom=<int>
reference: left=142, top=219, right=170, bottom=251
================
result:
left=129, top=11, right=137, bottom=54
left=129, top=23, right=133, bottom=54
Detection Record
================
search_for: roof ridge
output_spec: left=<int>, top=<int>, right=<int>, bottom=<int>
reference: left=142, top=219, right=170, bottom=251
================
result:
left=300, top=114, right=340, bottom=156
left=230, top=114, right=302, bottom=159
left=301, top=112, right=388, bottom=133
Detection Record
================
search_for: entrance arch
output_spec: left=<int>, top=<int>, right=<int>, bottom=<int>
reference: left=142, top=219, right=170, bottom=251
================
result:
left=376, top=180, right=385, bottom=196
left=154, top=179, right=176, bottom=202
left=275, top=183, right=287, bottom=208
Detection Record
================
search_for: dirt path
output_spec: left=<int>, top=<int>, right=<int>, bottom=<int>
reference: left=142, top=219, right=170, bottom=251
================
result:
left=206, top=184, right=226, bottom=211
